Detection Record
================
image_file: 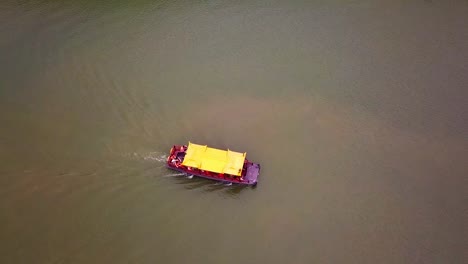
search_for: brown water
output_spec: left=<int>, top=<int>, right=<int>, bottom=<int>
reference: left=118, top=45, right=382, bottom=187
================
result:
left=1, top=1, right=467, bottom=263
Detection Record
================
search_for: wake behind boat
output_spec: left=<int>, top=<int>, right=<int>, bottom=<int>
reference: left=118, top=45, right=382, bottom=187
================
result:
left=166, top=142, right=260, bottom=186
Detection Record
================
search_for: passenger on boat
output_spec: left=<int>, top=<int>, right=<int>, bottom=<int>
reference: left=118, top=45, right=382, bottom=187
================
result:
left=171, top=156, right=181, bottom=166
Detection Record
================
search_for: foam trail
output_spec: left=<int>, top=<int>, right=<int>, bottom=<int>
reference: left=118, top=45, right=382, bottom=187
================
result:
left=142, top=153, right=167, bottom=162
left=124, top=152, right=168, bottom=163
left=163, top=173, right=185, bottom=177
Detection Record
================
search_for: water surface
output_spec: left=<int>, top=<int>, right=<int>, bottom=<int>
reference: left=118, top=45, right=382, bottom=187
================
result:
left=1, top=1, right=467, bottom=263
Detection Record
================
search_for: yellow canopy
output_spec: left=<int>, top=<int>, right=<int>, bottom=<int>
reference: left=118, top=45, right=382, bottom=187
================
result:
left=181, top=142, right=246, bottom=176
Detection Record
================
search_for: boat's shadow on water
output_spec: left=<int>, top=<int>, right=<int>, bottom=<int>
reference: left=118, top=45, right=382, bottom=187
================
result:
left=171, top=176, right=250, bottom=196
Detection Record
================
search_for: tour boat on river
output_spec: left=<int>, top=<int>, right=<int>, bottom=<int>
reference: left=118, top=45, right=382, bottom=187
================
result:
left=166, top=142, right=260, bottom=186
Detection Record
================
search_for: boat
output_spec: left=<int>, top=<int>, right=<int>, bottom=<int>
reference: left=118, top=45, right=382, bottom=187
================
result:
left=166, top=142, right=260, bottom=186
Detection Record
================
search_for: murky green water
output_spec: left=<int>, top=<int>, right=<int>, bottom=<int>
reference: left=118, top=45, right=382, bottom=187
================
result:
left=1, top=1, right=467, bottom=263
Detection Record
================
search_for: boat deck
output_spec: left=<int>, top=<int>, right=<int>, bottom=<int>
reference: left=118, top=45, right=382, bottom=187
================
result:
left=245, top=163, right=260, bottom=183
